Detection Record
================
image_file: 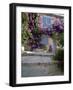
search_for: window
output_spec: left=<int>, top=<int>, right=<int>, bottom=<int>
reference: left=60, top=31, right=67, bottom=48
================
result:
left=42, top=15, right=52, bottom=30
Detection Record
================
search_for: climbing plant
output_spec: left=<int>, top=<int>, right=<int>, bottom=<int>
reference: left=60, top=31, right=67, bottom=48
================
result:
left=22, top=13, right=64, bottom=51
left=21, top=12, right=32, bottom=50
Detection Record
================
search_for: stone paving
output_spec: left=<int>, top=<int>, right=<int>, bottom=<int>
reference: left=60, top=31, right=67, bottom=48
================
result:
left=21, top=54, right=64, bottom=77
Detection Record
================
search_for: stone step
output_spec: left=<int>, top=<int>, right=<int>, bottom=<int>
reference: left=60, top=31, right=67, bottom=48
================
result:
left=21, top=56, right=63, bottom=64
left=22, top=51, right=54, bottom=56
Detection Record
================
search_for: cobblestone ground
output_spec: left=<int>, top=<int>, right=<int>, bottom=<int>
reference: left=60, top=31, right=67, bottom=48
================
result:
left=21, top=55, right=64, bottom=77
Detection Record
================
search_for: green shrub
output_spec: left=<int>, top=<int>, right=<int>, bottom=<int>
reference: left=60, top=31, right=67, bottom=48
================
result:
left=53, top=49, right=64, bottom=61
left=53, top=49, right=64, bottom=71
